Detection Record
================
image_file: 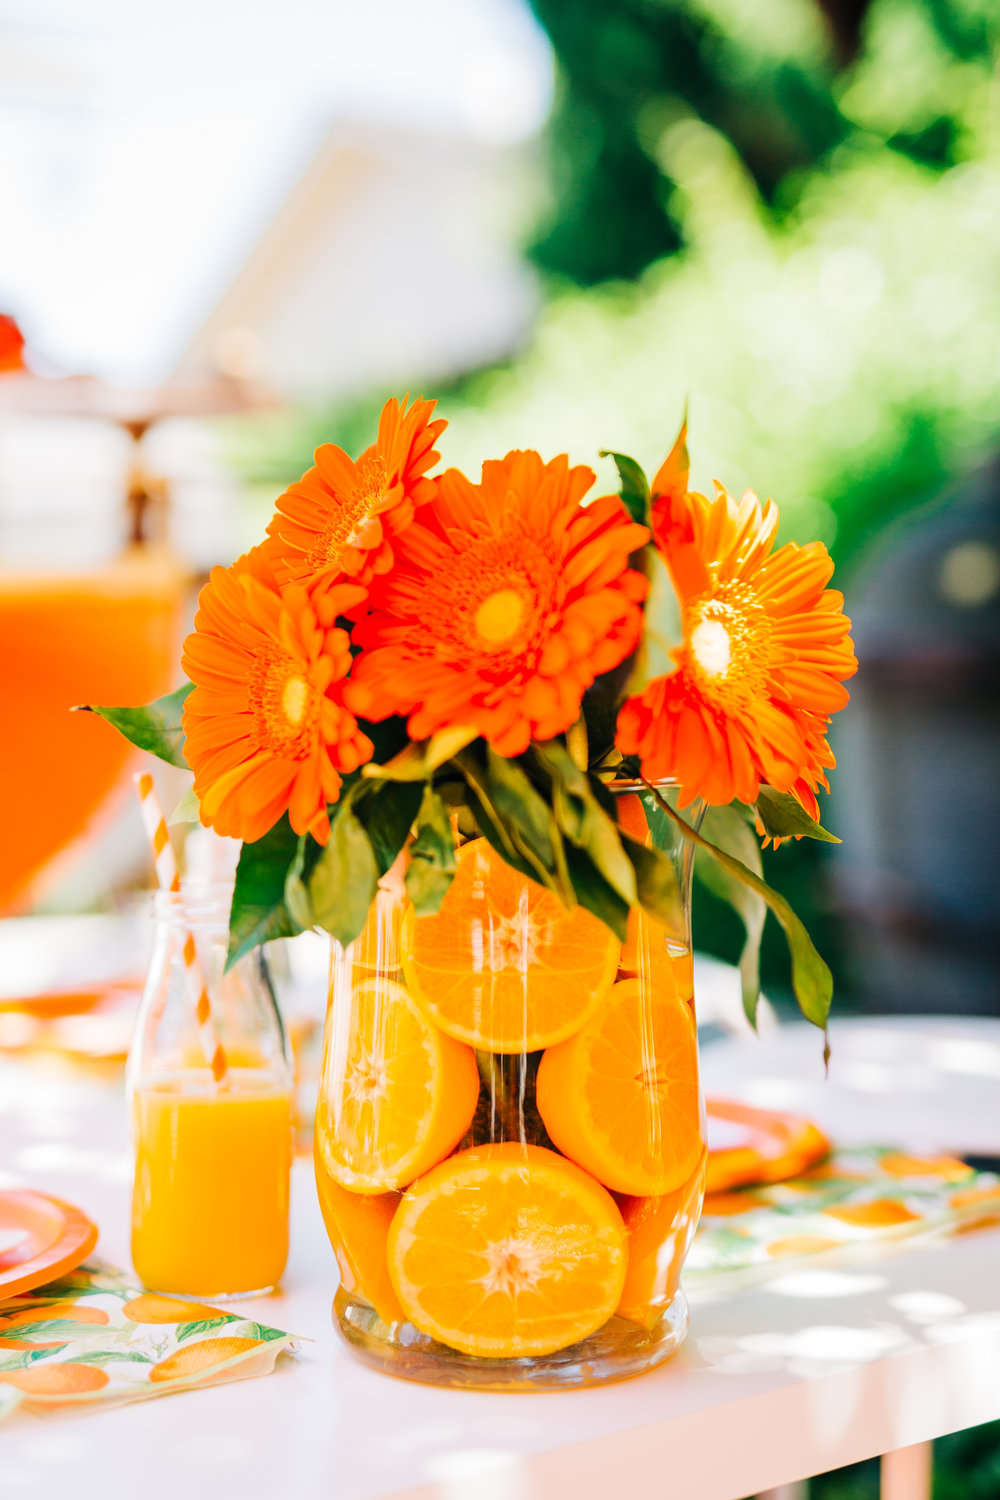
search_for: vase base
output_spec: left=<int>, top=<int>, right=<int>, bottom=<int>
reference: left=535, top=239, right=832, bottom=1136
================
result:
left=332, top=1286, right=688, bottom=1391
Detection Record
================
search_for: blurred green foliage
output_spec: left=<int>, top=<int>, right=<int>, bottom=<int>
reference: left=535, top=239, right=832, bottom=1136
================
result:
left=526, top=0, right=998, bottom=287
left=527, top=0, right=846, bottom=284
left=234, top=0, right=1000, bottom=569
left=808, top=1418, right=1000, bottom=1497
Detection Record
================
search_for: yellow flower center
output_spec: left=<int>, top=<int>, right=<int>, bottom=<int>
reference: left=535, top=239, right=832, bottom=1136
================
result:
left=248, top=651, right=318, bottom=757
left=392, top=525, right=561, bottom=679
left=682, top=582, right=772, bottom=712
left=473, top=588, right=528, bottom=646
left=281, top=675, right=310, bottom=726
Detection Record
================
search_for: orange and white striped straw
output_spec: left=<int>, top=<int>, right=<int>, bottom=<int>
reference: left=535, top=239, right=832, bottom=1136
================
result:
left=133, top=773, right=228, bottom=1083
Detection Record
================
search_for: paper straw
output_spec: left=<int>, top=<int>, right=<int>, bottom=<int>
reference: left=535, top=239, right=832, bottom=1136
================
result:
left=133, top=773, right=228, bottom=1083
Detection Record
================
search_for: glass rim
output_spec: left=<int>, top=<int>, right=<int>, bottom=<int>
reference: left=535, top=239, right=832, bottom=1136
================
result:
left=602, top=776, right=679, bottom=793
left=152, top=881, right=234, bottom=924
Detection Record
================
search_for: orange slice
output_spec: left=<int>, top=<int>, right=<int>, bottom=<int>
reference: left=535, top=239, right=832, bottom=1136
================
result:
left=400, top=839, right=621, bottom=1053
left=618, top=912, right=694, bottom=1005
left=315, top=977, right=479, bottom=1193
left=536, top=978, right=703, bottom=1196
left=615, top=1151, right=706, bottom=1330
left=314, top=1167, right=404, bottom=1324
left=387, top=1143, right=627, bottom=1358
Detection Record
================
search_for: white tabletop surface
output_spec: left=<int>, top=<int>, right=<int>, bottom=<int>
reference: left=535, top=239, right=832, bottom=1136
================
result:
left=2, top=1014, right=1000, bottom=1500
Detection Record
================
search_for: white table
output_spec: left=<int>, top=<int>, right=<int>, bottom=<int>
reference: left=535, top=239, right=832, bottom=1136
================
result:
left=2, top=1016, right=1000, bottom=1500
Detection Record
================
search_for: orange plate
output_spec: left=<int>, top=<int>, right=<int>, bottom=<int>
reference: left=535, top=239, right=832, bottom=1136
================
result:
left=0, top=1191, right=98, bottom=1299
left=706, top=1099, right=829, bottom=1193
left=0, top=988, right=107, bottom=1019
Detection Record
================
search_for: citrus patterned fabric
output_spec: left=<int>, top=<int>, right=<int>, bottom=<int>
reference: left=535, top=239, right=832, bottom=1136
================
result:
left=687, top=1147, right=1000, bottom=1284
left=0, top=1261, right=297, bottom=1421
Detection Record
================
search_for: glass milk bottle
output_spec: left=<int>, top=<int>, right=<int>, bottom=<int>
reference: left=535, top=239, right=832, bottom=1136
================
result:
left=128, top=884, right=294, bottom=1298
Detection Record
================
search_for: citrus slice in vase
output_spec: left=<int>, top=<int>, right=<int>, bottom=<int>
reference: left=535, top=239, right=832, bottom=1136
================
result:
left=315, top=978, right=479, bottom=1193
left=400, top=839, right=620, bottom=1053
left=387, top=1143, right=627, bottom=1358
left=536, top=978, right=702, bottom=1196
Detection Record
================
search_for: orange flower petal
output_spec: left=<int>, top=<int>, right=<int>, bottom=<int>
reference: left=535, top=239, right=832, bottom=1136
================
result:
left=618, top=464, right=855, bottom=807
left=182, top=557, right=372, bottom=843
left=349, top=451, right=648, bottom=751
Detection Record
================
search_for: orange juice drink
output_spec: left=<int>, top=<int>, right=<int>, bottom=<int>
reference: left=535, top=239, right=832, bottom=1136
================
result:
left=131, top=1071, right=293, bottom=1296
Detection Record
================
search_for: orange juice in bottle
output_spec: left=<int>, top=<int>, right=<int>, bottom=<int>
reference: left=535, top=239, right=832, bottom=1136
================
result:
left=128, top=886, right=293, bottom=1297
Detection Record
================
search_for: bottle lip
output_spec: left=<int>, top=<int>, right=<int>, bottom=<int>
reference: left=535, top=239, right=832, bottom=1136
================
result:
left=152, top=881, right=234, bottom=926
left=603, top=777, right=679, bottom=794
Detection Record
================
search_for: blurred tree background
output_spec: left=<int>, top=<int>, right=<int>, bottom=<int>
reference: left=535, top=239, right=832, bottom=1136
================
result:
left=230, top=0, right=1000, bottom=1015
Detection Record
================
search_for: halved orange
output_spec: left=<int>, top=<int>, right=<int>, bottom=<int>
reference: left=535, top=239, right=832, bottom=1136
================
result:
left=314, top=1167, right=403, bottom=1324
left=615, top=1151, right=706, bottom=1330
left=387, top=1143, right=627, bottom=1358
left=825, top=1199, right=921, bottom=1229
left=149, top=1337, right=263, bottom=1382
left=0, top=1361, right=109, bottom=1395
left=121, top=1294, right=226, bottom=1324
left=400, top=839, right=620, bottom=1053
left=536, top=978, right=703, bottom=1196
left=618, top=911, right=694, bottom=1003
left=315, top=977, right=479, bottom=1194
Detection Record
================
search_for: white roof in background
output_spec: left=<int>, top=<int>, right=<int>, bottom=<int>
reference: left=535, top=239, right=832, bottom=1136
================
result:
left=0, top=0, right=551, bottom=384
left=177, top=122, right=540, bottom=399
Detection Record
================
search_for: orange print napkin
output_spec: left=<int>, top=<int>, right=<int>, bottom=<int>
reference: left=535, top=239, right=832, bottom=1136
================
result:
left=0, top=1260, right=298, bottom=1421
left=687, top=1146, right=1000, bottom=1285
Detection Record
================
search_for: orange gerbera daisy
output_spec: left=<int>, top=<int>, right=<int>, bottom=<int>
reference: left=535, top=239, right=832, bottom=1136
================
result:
left=265, top=394, right=446, bottom=589
left=182, top=548, right=373, bottom=844
left=616, top=441, right=857, bottom=810
left=344, top=450, right=650, bottom=755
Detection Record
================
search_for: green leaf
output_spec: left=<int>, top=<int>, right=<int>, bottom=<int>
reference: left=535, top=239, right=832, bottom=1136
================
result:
left=488, top=747, right=560, bottom=870
left=307, top=803, right=379, bottom=947
left=0, top=1318, right=114, bottom=1341
left=620, top=834, right=685, bottom=936
left=405, top=785, right=457, bottom=914
left=69, top=1349, right=155, bottom=1365
left=643, top=780, right=834, bottom=1031
left=452, top=749, right=536, bottom=880
left=625, top=548, right=683, bottom=695
left=0, top=1346, right=68, bottom=1372
left=175, top=1317, right=238, bottom=1341
left=356, top=780, right=422, bottom=876
left=533, top=742, right=637, bottom=909
left=362, top=726, right=480, bottom=781
left=227, top=814, right=304, bottom=971
left=168, top=786, right=201, bottom=825
left=755, top=787, right=840, bottom=843
left=696, top=806, right=767, bottom=1025
left=81, top=683, right=193, bottom=768
left=563, top=844, right=630, bottom=942
left=599, top=450, right=650, bottom=526
left=284, top=834, right=316, bottom=933
left=243, top=1323, right=291, bottom=1343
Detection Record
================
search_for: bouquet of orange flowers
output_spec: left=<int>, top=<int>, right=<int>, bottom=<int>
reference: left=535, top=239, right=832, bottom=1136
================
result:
left=92, top=395, right=856, bottom=1032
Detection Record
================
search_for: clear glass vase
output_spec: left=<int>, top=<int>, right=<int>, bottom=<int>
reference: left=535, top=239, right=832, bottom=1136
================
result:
left=314, top=783, right=705, bottom=1389
left=128, top=884, right=294, bottom=1299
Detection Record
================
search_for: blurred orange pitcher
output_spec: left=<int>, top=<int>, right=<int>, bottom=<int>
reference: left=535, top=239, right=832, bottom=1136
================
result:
left=0, top=545, right=182, bottom=910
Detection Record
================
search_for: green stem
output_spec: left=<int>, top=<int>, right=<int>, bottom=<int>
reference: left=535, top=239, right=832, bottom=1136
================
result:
left=640, top=775, right=832, bottom=1050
